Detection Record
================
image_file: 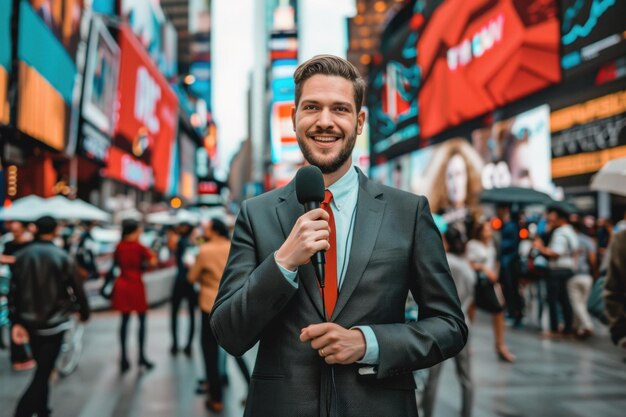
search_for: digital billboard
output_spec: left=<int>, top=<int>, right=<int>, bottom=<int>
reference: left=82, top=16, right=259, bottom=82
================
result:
left=0, top=1, right=11, bottom=125
left=551, top=90, right=626, bottom=178
left=114, top=25, right=178, bottom=195
left=418, top=0, right=561, bottom=139
left=79, top=16, right=120, bottom=163
left=368, top=0, right=561, bottom=157
left=16, top=0, right=80, bottom=151
left=368, top=2, right=422, bottom=155
left=560, top=0, right=626, bottom=77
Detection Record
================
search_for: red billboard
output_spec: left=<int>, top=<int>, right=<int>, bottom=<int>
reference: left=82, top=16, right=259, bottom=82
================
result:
left=115, top=25, right=178, bottom=194
left=417, top=0, right=561, bottom=139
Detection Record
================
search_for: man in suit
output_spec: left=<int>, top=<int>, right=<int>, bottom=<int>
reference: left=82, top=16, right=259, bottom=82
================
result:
left=211, top=55, right=467, bottom=417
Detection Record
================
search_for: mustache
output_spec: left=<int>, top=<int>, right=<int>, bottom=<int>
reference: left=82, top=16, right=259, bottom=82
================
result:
left=307, top=128, right=343, bottom=137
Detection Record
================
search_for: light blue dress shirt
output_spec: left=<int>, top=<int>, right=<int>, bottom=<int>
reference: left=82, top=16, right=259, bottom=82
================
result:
left=275, top=166, right=380, bottom=364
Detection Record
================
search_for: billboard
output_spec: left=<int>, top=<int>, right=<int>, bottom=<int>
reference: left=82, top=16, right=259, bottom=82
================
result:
left=79, top=16, right=120, bottom=163
left=367, top=3, right=421, bottom=155
left=471, top=104, right=552, bottom=192
left=560, top=0, right=626, bottom=77
left=0, top=1, right=11, bottom=125
left=16, top=0, right=80, bottom=151
left=104, top=146, right=154, bottom=191
left=551, top=90, right=626, bottom=178
left=369, top=0, right=561, bottom=156
left=418, top=0, right=561, bottom=139
left=371, top=105, right=552, bottom=228
left=114, top=25, right=178, bottom=194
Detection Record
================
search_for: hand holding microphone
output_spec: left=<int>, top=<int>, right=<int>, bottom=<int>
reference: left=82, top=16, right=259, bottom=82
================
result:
left=275, top=166, right=329, bottom=285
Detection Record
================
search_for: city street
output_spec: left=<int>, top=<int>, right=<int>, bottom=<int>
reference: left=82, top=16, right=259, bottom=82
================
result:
left=1, top=306, right=625, bottom=417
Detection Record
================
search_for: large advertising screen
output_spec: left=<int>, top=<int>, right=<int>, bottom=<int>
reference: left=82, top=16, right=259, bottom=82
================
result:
left=551, top=90, right=626, bottom=178
left=16, top=0, right=81, bottom=151
left=560, top=0, right=626, bottom=77
left=114, top=25, right=178, bottom=195
left=367, top=3, right=421, bottom=155
left=0, top=1, right=11, bottom=126
left=418, top=0, right=561, bottom=139
left=368, top=0, right=561, bottom=156
left=79, top=16, right=120, bottom=163
left=372, top=105, right=552, bottom=226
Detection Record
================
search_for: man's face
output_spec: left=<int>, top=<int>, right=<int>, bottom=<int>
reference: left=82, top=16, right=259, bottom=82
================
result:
left=9, top=222, right=26, bottom=237
left=292, top=74, right=365, bottom=174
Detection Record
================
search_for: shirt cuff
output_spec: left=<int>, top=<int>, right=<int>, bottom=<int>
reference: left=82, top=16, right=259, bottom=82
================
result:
left=353, top=326, right=380, bottom=365
left=274, top=251, right=298, bottom=288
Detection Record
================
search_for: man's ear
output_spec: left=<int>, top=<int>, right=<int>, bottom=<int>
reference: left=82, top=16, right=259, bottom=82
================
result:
left=291, top=106, right=297, bottom=131
left=356, top=110, right=366, bottom=135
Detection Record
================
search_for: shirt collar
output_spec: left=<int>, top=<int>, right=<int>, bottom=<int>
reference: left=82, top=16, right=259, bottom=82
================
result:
left=327, top=166, right=358, bottom=211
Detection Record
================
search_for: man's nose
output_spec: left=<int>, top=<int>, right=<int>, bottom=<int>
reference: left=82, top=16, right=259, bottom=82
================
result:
left=317, top=108, right=334, bottom=129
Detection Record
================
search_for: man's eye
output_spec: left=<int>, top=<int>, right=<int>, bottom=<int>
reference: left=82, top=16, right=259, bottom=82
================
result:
left=335, top=107, right=348, bottom=112
left=303, top=105, right=317, bottom=110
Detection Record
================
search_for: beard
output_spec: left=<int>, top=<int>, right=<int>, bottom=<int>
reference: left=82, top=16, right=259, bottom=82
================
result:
left=297, top=127, right=358, bottom=174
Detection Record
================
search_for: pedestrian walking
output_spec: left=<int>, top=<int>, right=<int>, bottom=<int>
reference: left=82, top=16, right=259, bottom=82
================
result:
left=535, top=204, right=579, bottom=338
left=466, top=220, right=515, bottom=362
left=423, top=226, right=475, bottom=417
left=9, top=216, right=90, bottom=417
left=605, top=229, right=626, bottom=349
left=111, top=219, right=157, bottom=372
left=568, top=219, right=596, bottom=339
left=170, top=222, right=197, bottom=356
left=188, top=218, right=250, bottom=412
left=1, top=221, right=35, bottom=371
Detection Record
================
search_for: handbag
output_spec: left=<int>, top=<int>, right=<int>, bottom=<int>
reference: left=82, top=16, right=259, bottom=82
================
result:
left=474, top=271, right=505, bottom=313
left=99, top=258, right=120, bottom=300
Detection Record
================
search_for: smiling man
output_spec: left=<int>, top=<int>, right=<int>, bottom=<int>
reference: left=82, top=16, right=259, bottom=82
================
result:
left=211, top=55, right=467, bottom=417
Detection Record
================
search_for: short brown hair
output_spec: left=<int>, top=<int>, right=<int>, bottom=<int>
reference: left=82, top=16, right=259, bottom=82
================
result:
left=293, top=55, right=366, bottom=113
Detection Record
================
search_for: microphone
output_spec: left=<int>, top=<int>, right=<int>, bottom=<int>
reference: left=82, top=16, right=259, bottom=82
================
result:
left=295, top=165, right=326, bottom=287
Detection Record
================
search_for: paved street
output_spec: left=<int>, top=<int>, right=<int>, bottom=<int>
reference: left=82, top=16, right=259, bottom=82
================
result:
left=1, top=306, right=625, bottom=417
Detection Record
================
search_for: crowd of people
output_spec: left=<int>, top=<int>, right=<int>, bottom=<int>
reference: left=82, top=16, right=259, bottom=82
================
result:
left=421, top=203, right=626, bottom=417
left=1, top=215, right=249, bottom=416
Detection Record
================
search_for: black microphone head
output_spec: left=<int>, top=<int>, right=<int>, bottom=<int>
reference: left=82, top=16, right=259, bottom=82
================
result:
left=295, top=165, right=325, bottom=204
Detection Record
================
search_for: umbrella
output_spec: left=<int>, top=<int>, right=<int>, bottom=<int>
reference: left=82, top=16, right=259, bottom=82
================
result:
left=590, top=157, right=626, bottom=196
left=0, top=195, right=47, bottom=221
left=146, top=209, right=199, bottom=226
left=480, top=186, right=553, bottom=206
left=0, top=195, right=111, bottom=222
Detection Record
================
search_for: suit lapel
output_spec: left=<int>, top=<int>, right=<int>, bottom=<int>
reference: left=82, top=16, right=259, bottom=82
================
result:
left=331, top=171, right=385, bottom=321
left=276, top=182, right=325, bottom=320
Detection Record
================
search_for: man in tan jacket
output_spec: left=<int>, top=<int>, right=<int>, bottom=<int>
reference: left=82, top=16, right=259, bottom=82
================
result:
left=189, top=218, right=232, bottom=412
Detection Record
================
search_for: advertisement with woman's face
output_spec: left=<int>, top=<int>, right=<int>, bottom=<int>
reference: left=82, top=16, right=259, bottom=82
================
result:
left=472, top=104, right=552, bottom=193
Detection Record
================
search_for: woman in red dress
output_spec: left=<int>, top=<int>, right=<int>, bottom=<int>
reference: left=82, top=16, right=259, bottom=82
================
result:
left=111, top=220, right=157, bottom=372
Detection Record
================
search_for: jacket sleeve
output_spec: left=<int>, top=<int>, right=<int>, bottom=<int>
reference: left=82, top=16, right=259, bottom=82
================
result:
left=604, top=231, right=626, bottom=346
left=370, top=196, right=468, bottom=378
left=210, top=200, right=299, bottom=356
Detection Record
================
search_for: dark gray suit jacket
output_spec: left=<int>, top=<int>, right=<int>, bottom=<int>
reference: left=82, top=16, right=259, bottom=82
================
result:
left=211, top=169, right=468, bottom=417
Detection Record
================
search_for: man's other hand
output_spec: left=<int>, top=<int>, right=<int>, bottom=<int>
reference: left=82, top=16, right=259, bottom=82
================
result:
left=300, top=323, right=366, bottom=365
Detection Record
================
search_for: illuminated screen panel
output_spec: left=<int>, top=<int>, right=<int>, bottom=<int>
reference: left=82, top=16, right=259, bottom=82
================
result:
left=367, top=2, right=422, bottom=156
left=417, top=0, right=561, bottom=139
left=560, top=0, right=626, bottom=77
left=0, top=1, right=11, bottom=125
